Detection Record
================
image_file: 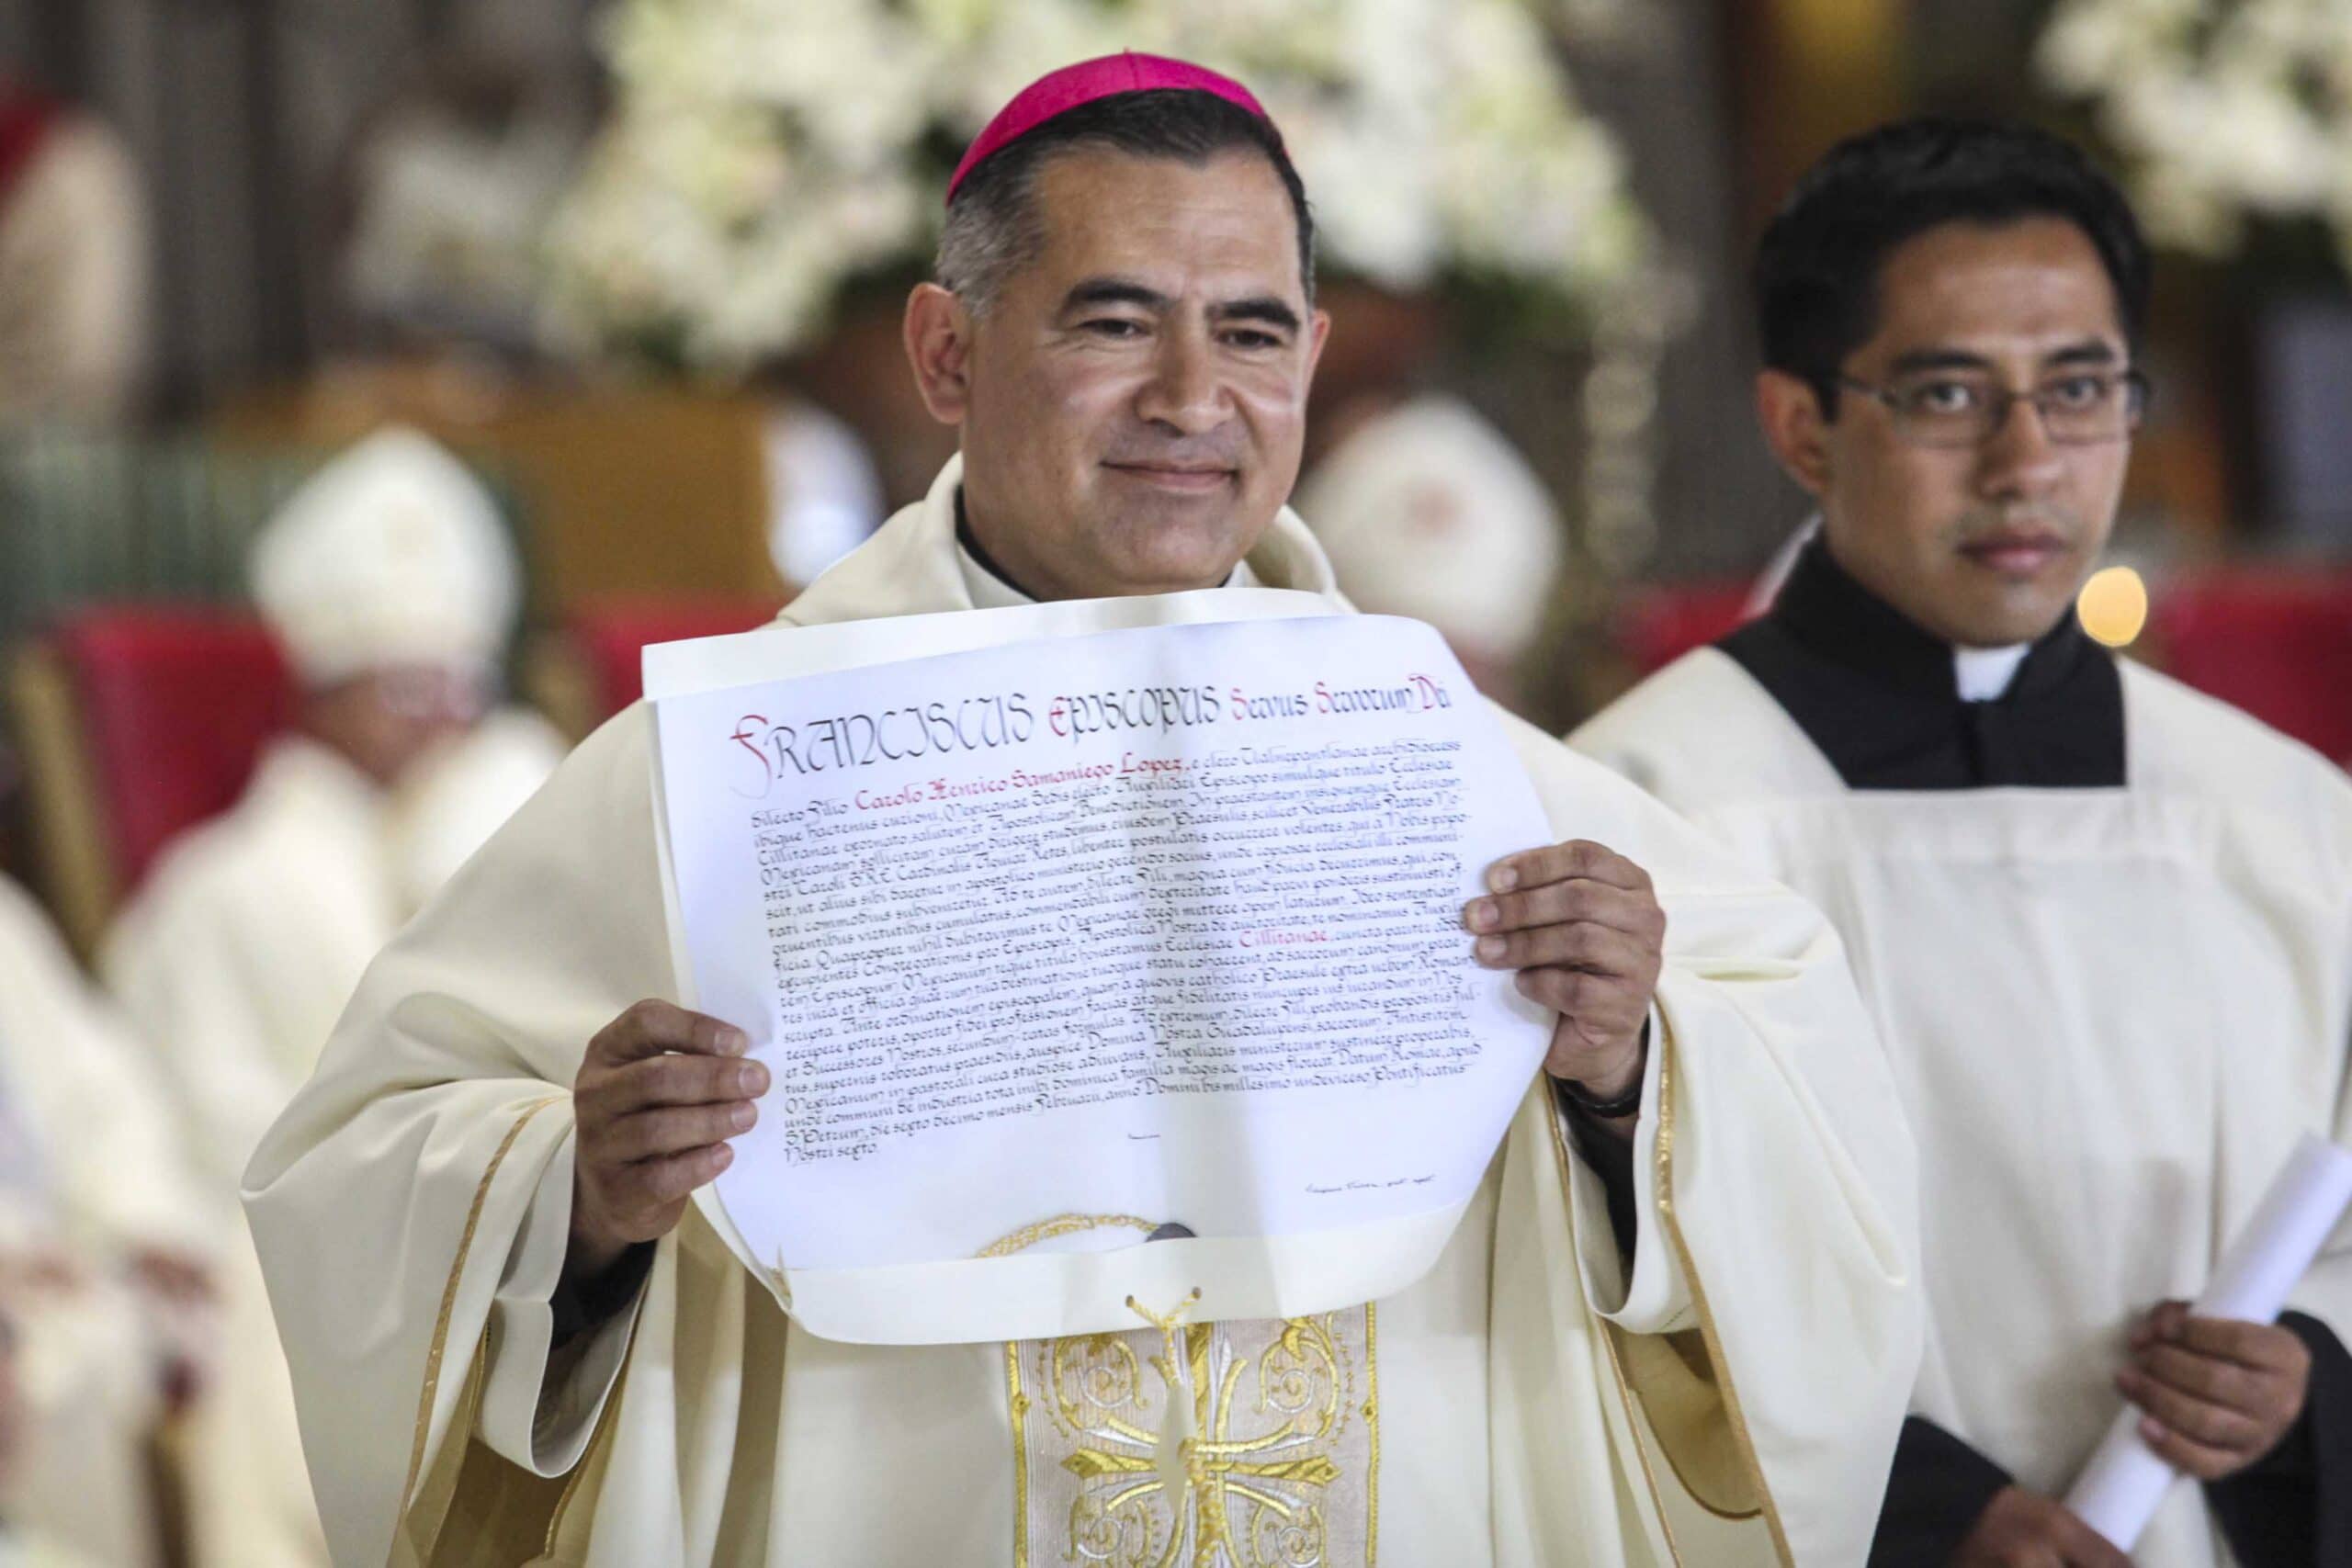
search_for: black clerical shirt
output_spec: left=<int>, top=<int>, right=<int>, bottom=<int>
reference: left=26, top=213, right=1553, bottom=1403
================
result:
left=1719, top=536, right=2125, bottom=791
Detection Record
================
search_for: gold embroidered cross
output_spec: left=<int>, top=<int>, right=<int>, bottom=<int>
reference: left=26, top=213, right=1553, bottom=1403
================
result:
left=1050, top=1305, right=1351, bottom=1566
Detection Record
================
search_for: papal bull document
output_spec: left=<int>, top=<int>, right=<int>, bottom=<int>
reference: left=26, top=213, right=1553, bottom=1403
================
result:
left=646, top=591, right=1555, bottom=1344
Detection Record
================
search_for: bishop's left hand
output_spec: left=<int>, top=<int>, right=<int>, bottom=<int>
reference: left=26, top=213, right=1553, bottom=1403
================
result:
left=2117, top=1300, right=2312, bottom=1479
left=1464, top=840, right=1665, bottom=1112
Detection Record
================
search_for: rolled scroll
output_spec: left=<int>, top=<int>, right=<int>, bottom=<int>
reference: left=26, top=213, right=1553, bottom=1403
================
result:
left=2065, top=1134, right=2352, bottom=1549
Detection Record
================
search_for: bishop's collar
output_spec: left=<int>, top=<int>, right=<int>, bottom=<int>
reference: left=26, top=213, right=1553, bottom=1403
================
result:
left=953, top=491, right=1250, bottom=605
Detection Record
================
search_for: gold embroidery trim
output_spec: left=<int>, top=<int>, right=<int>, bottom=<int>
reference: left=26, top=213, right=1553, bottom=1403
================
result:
left=1363, top=1301, right=1379, bottom=1568
left=976, top=1213, right=1160, bottom=1258
left=1565, top=1076, right=1759, bottom=1527
left=1006, top=1339, right=1031, bottom=1568
left=1546, top=1092, right=1683, bottom=1566
left=981, top=1208, right=1150, bottom=1566
left=403, top=1325, right=491, bottom=1558
left=543, top=1352, right=633, bottom=1559
left=1612, top=1325, right=1763, bottom=1522
left=1648, top=1038, right=1796, bottom=1563
left=401, top=1094, right=568, bottom=1511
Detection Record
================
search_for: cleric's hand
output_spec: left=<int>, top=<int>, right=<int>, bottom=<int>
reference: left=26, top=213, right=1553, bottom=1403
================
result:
left=2117, top=1300, right=2312, bottom=1480
left=1464, top=840, right=1665, bottom=1114
left=569, top=1000, right=767, bottom=1283
left=1954, top=1486, right=2130, bottom=1568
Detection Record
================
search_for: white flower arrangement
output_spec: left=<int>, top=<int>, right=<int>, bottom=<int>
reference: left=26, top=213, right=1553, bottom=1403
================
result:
left=2037, top=0, right=2352, bottom=267
left=543, top=0, right=1649, bottom=367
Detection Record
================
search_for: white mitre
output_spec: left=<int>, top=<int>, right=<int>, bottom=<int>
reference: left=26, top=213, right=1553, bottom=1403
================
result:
left=1295, top=395, right=1564, bottom=663
left=248, top=425, right=520, bottom=687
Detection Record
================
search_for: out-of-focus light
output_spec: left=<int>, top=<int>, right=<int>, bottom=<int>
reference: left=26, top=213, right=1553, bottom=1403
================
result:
left=2077, top=566, right=2149, bottom=649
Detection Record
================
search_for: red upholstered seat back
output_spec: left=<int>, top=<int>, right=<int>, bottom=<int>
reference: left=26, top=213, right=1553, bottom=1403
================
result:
left=571, top=598, right=783, bottom=720
left=2151, top=570, right=2352, bottom=764
left=54, top=608, right=294, bottom=896
left=1611, top=581, right=1758, bottom=676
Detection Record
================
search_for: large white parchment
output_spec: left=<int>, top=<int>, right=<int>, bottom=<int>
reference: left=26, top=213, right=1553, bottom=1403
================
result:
left=646, top=595, right=1555, bottom=1343
left=2065, top=1134, right=2352, bottom=1548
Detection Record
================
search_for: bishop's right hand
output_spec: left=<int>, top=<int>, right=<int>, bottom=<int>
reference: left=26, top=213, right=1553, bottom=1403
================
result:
left=568, top=999, right=768, bottom=1282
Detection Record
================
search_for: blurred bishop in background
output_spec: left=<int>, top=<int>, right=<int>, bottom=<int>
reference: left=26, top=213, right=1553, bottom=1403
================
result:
left=1295, top=393, right=1563, bottom=712
left=103, top=424, right=563, bottom=1568
left=0, top=80, right=149, bottom=426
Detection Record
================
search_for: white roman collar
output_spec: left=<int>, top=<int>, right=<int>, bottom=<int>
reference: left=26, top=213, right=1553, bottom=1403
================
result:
left=1952, top=643, right=2030, bottom=703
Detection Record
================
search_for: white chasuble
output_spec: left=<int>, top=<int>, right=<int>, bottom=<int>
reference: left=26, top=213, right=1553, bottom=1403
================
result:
left=245, top=458, right=1921, bottom=1567
left=1575, top=643, right=2352, bottom=1568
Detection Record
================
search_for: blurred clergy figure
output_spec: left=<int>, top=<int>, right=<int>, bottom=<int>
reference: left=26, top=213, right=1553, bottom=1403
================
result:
left=0, top=82, right=149, bottom=425
left=1576, top=121, right=2352, bottom=1568
left=0, top=874, right=214, bottom=1568
left=243, top=56, right=1919, bottom=1568
left=104, top=425, right=562, bottom=1568
left=1294, top=394, right=1563, bottom=710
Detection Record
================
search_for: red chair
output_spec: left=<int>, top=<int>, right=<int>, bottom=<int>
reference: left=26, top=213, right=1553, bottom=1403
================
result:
left=528, top=596, right=783, bottom=738
left=2149, top=570, right=2352, bottom=764
left=1611, top=581, right=1758, bottom=676
left=8, top=607, right=293, bottom=956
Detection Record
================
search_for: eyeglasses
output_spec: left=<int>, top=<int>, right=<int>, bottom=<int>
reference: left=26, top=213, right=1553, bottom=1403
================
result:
left=1836, top=367, right=2150, bottom=448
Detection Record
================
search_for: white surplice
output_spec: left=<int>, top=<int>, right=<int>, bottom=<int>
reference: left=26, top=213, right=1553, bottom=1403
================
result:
left=1574, top=647, right=2352, bottom=1568
left=246, top=457, right=1922, bottom=1568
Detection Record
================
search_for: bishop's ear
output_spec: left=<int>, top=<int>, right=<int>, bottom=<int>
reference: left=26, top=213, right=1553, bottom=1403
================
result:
left=1754, top=369, right=1835, bottom=499
left=903, top=283, right=977, bottom=426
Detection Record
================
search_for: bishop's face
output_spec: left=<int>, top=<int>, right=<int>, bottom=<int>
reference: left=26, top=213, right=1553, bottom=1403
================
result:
left=916, top=146, right=1328, bottom=601
left=307, top=664, right=486, bottom=787
left=1786, top=217, right=2134, bottom=649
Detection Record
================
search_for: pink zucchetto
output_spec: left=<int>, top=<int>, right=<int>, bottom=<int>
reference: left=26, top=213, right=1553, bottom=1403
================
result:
left=945, top=52, right=1275, bottom=205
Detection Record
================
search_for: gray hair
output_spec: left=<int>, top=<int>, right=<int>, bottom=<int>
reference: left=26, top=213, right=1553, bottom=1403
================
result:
left=935, top=87, right=1315, bottom=316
